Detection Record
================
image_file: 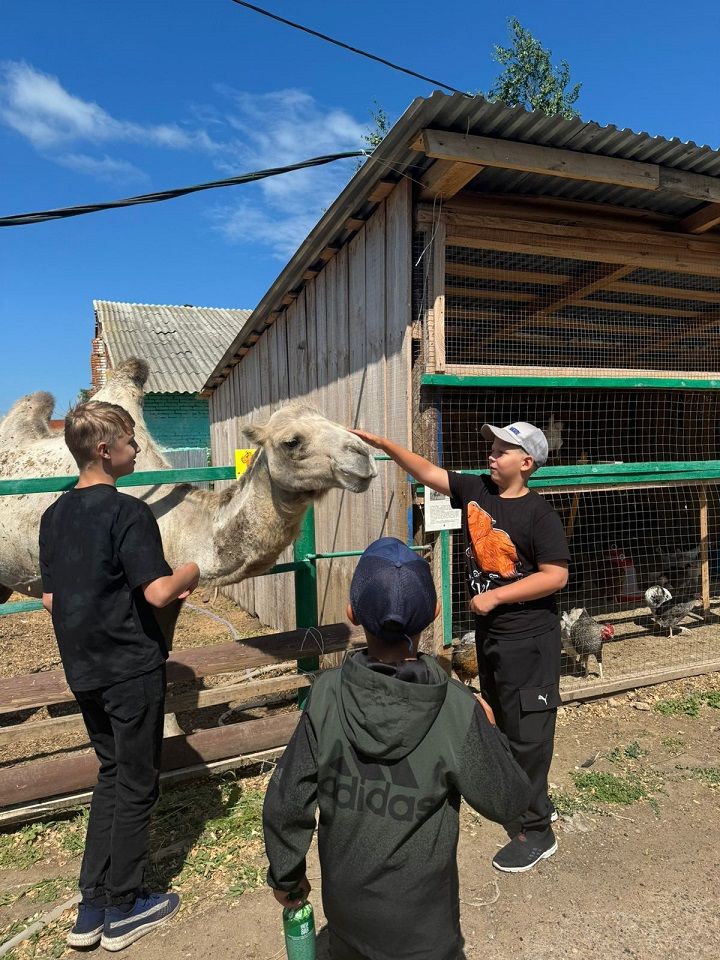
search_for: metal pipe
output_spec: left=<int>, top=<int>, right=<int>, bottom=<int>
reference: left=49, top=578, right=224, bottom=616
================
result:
left=293, top=505, right=319, bottom=708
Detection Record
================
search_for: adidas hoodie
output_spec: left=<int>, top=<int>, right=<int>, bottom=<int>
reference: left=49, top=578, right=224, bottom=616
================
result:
left=263, top=650, right=531, bottom=960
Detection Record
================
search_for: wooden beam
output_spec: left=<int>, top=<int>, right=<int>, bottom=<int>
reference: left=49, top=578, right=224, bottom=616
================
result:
left=438, top=222, right=720, bottom=279
left=419, top=159, right=482, bottom=201
left=0, top=673, right=316, bottom=749
left=246, top=333, right=261, bottom=345
left=367, top=180, right=395, bottom=203
left=303, top=269, right=319, bottom=281
left=419, top=130, right=720, bottom=204
left=483, top=265, right=634, bottom=345
left=0, top=713, right=301, bottom=807
left=431, top=220, right=446, bottom=372
left=419, top=129, right=660, bottom=190
left=445, top=286, right=536, bottom=302
left=445, top=262, right=570, bottom=286
left=319, top=245, right=340, bottom=263
left=281, top=293, right=298, bottom=306
left=677, top=203, right=720, bottom=234
left=607, top=281, right=720, bottom=303
left=344, top=217, right=366, bottom=232
left=575, top=299, right=703, bottom=319
left=0, top=622, right=363, bottom=715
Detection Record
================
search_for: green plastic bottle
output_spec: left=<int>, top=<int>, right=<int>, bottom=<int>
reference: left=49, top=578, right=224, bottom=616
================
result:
left=282, top=893, right=316, bottom=960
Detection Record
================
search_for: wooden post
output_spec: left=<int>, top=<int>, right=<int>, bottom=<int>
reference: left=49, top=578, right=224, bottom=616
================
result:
left=432, top=220, right=447, bottom=373
left=700, top=485, right=710, bottom=613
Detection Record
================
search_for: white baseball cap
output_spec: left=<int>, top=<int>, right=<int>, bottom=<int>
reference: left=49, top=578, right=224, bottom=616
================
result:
left=481, top=422, right=549, bottom=467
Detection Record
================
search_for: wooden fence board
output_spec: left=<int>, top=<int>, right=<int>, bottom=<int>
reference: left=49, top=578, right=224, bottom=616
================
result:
left=0, top=622, right=363, bottom=714
left=1, top=712, right=300, bottom=807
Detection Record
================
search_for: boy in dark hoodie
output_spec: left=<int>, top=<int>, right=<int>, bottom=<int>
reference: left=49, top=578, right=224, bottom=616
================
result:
left=263, top=537, right=531, bottom=960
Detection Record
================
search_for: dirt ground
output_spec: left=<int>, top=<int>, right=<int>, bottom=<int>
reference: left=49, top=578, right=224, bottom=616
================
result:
left=1, top=671, right=718, bottom=960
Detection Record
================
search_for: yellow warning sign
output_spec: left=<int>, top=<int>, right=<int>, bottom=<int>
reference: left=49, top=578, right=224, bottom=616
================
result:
left=234, top=448, right=257, bottom=478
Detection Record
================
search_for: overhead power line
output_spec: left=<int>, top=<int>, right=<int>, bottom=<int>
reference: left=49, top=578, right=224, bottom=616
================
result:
left=229, top=0, right=469, bottom=97
left=0, top=151, right=364, bottom=227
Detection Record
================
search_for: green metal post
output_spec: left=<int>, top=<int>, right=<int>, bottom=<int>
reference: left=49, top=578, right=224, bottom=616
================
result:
left=439, top=530, right=453, bottom=648
left=293, top=505, right=319, bottom=708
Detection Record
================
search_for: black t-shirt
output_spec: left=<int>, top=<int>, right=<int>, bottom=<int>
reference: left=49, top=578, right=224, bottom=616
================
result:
left=39, top=484, right=173, bottom=691
left=448, top=472, right=570, bottom=639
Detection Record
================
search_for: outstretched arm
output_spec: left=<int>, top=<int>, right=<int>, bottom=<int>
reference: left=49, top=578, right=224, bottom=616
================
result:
left=350, top=429, right=451, bottom=496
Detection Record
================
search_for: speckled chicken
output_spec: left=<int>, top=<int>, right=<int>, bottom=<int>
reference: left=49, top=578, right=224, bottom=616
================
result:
left=644, top=585, right=701, bottom=637
left=560, top=608, right=614, bottom=679
left=451, top=632, right=478, bottom=686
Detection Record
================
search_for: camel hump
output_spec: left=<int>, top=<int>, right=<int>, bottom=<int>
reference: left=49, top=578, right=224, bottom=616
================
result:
left=111, top=357, right=149, bottom=388
left=0, top=390, right=55, bottom=446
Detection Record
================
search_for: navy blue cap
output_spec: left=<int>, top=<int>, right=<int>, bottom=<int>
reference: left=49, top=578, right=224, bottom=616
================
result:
left=350, top=537, right=437, bottom=644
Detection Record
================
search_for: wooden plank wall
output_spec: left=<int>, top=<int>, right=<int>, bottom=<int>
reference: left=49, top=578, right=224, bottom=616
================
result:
left=209, top=180, right=413, bottom=630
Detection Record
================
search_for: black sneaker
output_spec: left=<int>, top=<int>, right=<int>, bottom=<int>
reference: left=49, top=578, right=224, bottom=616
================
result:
left=101, top=892, right=180, bottom=952
left=66, top=902, right=105, bottom=948
left=492, top=828, right=558, bottom=873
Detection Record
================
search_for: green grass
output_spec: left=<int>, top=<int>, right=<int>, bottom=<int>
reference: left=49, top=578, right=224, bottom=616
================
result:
left=0, top=774, right=270, bottom=958
left=571, top=771, right=649, bottom=805
left=607, top=740, right=648, bottom=763
left=687, top=766, right=720, bottom=788
left=654, top=690, right=720, bottom=717
left=660, top=736, right=685, bottom=751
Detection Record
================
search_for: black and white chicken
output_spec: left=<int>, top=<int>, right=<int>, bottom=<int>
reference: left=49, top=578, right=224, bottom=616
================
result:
left=560, top=608, right=614, bottom=679
left=644, top=585, right=701, bottom=637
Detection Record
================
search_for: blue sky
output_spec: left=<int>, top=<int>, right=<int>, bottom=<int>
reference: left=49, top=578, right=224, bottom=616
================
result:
left=1, top=0, right=719, bottom=415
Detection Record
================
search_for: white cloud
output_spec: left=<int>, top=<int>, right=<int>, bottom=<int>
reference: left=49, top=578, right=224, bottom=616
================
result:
left=55, top=153, right=148, bottom=183
left=0, top=61, right=194, bottom=150
left=0, top=62, right=370, bottom=251
left=208, top=88, right=365, bottom=258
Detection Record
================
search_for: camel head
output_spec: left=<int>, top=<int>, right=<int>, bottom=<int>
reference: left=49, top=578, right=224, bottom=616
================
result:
left=242, top=403, right=377, bottom=496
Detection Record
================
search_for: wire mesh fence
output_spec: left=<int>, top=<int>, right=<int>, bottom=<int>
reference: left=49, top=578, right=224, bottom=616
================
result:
left=442, top=244, right=720, bottom=375
left=411, top=225, right=720, bottom=695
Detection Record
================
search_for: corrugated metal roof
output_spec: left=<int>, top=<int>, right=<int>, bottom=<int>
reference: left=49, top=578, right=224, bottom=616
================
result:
left=94, top=301, right=252, bottom=394
left=205, top=92, right=720, bottom=390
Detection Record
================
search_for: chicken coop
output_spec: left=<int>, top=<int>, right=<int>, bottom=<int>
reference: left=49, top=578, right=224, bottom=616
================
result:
left=203, top=92, right=720, bottom=698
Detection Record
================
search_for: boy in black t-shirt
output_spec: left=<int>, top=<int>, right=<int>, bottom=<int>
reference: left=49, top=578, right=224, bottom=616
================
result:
left=351, top=422, right=569, bottom=873
left=39, top=401, right=199, bottom=951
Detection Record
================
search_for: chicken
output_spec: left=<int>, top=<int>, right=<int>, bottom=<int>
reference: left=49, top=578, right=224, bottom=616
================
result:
left=467, top=503, right=520, bottom=580
left=560, top=608, right=614, bottom=679
left=544, top=414, right=564, bottom=455
left=451, top=632, right=478, bottom=686
left=644, top=585, right=701, bottom=637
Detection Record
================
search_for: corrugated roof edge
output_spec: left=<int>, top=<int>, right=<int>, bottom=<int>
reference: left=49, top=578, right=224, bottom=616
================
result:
left=201, top=91, right=720, bottom=393
left=93, top=300, right=252, bottom=314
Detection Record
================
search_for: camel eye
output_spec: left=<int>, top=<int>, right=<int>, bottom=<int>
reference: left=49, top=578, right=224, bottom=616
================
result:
left=283, top=436, right=300, bottom=450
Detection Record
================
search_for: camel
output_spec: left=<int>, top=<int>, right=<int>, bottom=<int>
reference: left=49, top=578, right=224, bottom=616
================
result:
left=0, top=357, right=376, bottom=602
left=0, top=359, right=377, bottom=732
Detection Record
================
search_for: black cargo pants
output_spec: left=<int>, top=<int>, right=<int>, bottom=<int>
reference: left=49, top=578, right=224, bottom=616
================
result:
left=475, top=623, right=561, bottom=834
left=74, top=665, right=166, bottom=907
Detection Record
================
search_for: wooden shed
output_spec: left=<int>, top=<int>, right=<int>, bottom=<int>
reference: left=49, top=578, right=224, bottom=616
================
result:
left=203, top=93, right=720, bottom=692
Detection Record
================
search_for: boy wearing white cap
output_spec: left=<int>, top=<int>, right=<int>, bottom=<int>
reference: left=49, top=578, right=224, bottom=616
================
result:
left=351, top=422, right=569, bottom=873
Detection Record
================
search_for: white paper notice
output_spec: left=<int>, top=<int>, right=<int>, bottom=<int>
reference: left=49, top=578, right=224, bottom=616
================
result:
left=424, top=488, right=462, bottom=532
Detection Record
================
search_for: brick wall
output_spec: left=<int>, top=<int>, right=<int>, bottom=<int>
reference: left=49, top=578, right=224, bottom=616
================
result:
left=144, top=393, right=211, bottom=450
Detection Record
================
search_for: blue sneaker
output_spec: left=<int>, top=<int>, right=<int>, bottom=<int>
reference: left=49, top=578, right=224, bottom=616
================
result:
left=100, top=892, right=181, bottom=952
left=66, top=902, right=105, bottom=948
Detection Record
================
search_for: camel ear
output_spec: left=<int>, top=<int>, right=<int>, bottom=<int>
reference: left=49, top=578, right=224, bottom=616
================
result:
left=242, top=422, right=267, bottom=446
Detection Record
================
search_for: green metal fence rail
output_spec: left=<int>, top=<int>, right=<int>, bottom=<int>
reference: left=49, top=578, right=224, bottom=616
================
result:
left=421, top=373, right=720, bottom=390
